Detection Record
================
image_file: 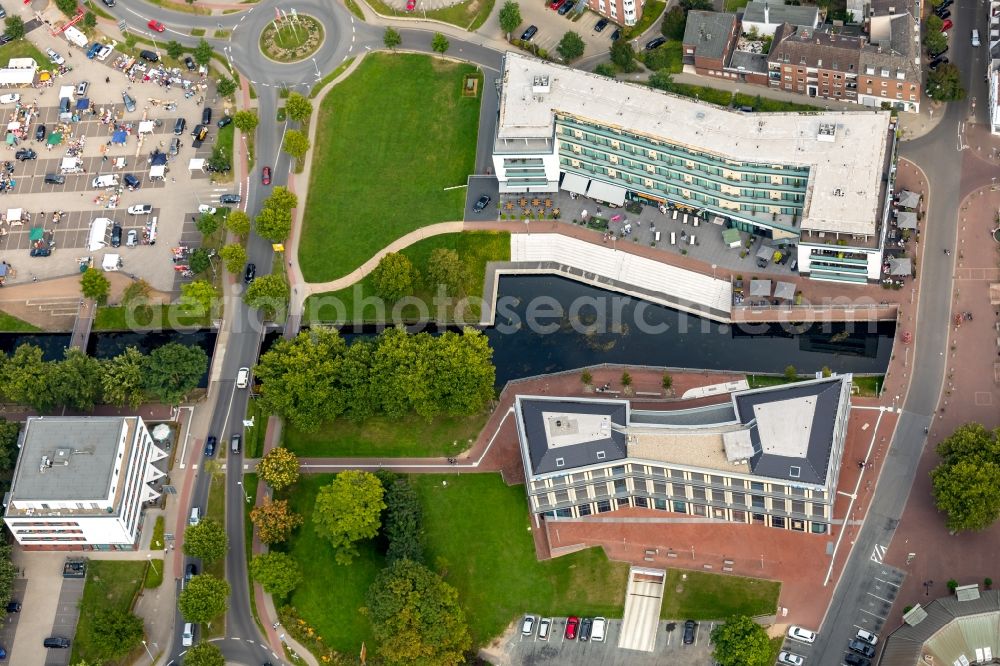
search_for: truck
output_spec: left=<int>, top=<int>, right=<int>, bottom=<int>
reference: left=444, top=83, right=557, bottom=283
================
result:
left=63, top=26, right=88, bottom=49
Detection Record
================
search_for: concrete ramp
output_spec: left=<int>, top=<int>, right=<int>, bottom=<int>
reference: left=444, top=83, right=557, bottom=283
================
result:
left=618, top=567, right=665, bottom=653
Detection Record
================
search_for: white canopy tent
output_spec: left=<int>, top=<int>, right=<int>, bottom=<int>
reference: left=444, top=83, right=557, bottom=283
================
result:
left=102, top=253, right=122, bottom=271
left=149, top=165, right=165, bottom=180
left=137, top=120, right=156, bottom=135
left=6, top=208, right=22, bottom=223
left=89, top=218, right=111, bottom=251
left=5, top=121, right=19, bottom=131
left=0, top=61, right=37, bottom=87
left=188, top=158, right=205, bottom=172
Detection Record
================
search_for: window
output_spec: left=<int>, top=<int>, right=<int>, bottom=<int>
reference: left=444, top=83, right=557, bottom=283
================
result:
left=710, top=475, right=724, bottom=486
left=692, top=486, right=706, bottom=500
left=752, top=513, right=766, bottom=524
left=633, top=478, right=648, bottom=493
left=771, top=516, right=785, bottom=529
left=634, top=496, right=648, bottom=508
left=791, top=519, right=805, bottom=531
left=811, top=503, right=826, bottom=517
left=731, top=492, right=746, bottom=506
left=750, top=481, right=764, bottom=491
left=614, top=479, right=628, bottom=494
left=616, top=497, right=630, bottom=509
left=596, top=500, right=612, bottom=513
left=711, top=489, right=726, bottom=502
left=555, top=490, right=569, bottom=504
left=578, top=503, right=592, bottom=516
left=772, top=498, right=787, bottom=512
left=596, top=451, right=606, bottom=461
left=732, top=510, right=746, bottom=523
left=653, top=482, right=667, bottom=495
left=672, top=501, right=688, bottom=513
left=751, top=495, right=766, bottom=509
left=651, top=467, right=666, bottom=478
left=692, top=504, right=707, bottom=517
left=811, top=522, right=828, bottom=534
left=654, top=498, right=667, bottom=510
left=771, top=484, right=785, bottom=495
left=792, top=500, right=806, bottom=514
left=670, top=468, right=684, bottom=479
left=690, top=473, right=706, bottom=483
left=672, top=483, right=687, bottom=497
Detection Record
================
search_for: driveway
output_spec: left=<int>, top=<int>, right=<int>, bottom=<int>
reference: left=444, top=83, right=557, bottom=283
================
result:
left=511, top=4, right=616, bottom=61
left=7, top=552, right=85, bottom=666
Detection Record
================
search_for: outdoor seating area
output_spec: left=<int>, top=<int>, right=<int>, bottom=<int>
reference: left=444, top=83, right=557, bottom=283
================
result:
left=883, top=188, right=920, bottom=287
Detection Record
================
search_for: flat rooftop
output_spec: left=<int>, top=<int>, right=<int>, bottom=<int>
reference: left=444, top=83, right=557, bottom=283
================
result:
left=498, top=52, right=893, bottom=237
left=7, top=417, right=131, bottom=511
left=627, top=426, right=751, bottom=474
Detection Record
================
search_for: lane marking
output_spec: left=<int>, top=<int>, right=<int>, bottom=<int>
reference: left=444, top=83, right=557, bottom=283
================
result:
left=870, top=544, right=887, bottom=564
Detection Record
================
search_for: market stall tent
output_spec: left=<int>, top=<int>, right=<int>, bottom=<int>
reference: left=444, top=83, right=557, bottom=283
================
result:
left=102, top=254, right=121, bottom=271
left=47, top=132, right=62, bottom=146
left=88, top=218, right=110, bottom=251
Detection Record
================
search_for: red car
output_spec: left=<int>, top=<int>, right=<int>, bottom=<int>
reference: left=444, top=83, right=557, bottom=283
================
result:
left=261, top=166, right=271, bottom=185
left=940, top=18, right=952, bottom=31
left=565, top=616, right=579, bottom=640
left=550, top=0, right=566, bottom=9
left=406, top=0, right=416, bottom=9
left=148, top=19, right=166, bottom=32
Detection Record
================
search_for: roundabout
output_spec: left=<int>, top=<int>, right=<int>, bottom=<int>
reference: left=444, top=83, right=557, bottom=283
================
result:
left=258, top=14, right=325, bottom=63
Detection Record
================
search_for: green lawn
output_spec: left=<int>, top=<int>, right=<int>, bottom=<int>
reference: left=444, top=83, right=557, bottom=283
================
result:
left=94, top=304, right=210, bottom=330
left=283, top=410, right=489, bottom=458
left=663, top=81, right=822, bottom=112
left=0, top=311, right=40, bottom=332
left=242, top=473, right=263, bottom=632
left=71, top=560, right=147, bottom=664
left=0, top=39, right=50, bottom=67
left=624, top=0, right=666, bottom=38
left=299, top=54, right=481, bottom=282
left=363, top=0, right=494, bottom=30
left=244, top=399, right=267, bottom=458
left=281, top=474, right=629, bottom=654
left=724, top=0, right=750, bottom=10
left=204, top=471, right=227, bottom=578
left=304, top=231, right=510, bottom=323
left=747, top=373, right=884, bottom=397
left=660, top=569, right=780, bottom=620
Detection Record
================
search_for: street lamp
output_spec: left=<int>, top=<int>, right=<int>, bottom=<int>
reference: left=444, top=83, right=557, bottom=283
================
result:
left=236, top=480, right=251, bottom=504
left=146, top=553, right=158, bottom=577
left=924, top=580, right=934, bottom=596
left=141, top=639, right=155, bottom=663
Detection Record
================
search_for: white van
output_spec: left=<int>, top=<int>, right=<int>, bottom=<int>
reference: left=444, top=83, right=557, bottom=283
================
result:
left=972, top=29, right=981, bottom=47
left=182, top=623, right=194, bottom=647
left=92, top=174, right=119, bottom=188
left=189, top=507, right=201, bottom=526
left=591, top=617, right=607, bottom=642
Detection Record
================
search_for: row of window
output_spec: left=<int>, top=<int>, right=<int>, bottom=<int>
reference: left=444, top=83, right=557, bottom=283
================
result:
left=14, top=528, right=84, bottom=535
left=543, top=496, right=829, bottom=533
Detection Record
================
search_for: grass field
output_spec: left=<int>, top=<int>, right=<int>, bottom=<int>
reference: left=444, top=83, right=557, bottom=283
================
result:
left=298, top=54, right=481, bottom=282
left=71, top=560, right=147, bottom=664
left=659, top=569, right=780, bottom=620
left=283, top=409, right=489, bottom=458
left=0, top=39, right=50, bottom=67
left=94, top=304, right=210, bottom=330
left=364, top=0, right=494, bottom=30
left=747, top=373, right=884, bottom=397
left=304, top=231, right=510, bottom=323
left=242, top=473, right=263, bottom=631
left=0, top=311, right=40, bottom=332
left=281, top=474, right=629, bottom=654
left=624, top=0, right=666, bottom=38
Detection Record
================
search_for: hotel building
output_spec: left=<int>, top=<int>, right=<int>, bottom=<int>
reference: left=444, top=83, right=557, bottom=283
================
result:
left=515, top=376, right=852, bottom=535
left=493, top=52, right=899, bottom=283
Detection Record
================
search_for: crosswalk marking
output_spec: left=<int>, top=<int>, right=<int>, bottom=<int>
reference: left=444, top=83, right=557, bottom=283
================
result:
left=871, top=544, right=887, bottom=564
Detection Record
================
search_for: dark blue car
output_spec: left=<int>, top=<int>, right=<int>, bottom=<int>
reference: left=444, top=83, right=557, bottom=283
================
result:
left=86, top=42, right=101, bottom=59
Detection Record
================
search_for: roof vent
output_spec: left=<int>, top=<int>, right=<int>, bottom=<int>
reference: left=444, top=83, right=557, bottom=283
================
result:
left=789, top=466, right=801, bottom=478
left=596, top=451, right=607, bottom=460
left=556, top=457, right=565, bottom=467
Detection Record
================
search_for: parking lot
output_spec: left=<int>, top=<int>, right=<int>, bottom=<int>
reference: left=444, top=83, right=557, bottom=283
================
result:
left=501, top=617, right=717, bottom=665
left=514, top=3, right=620, bottom=60
left=0, top=578, right=26, bottom=660
left=44, top=578, right=84, bottom=666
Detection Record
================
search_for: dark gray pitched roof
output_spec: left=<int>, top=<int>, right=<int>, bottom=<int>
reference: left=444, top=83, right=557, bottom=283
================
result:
left=742, top=1, right=819, bottom=28
left=769, top=23, right=863, bottom=72
left=732, top=377, right=846, bottom=484
left=682, top=11, right=738, bottom=60
left=518, top=397, right=628, bottom=475
left=879, top=589, right=1000, bottom=665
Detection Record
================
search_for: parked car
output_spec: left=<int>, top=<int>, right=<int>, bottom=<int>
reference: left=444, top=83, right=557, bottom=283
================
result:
left=147, top=19, right=165, bottom=32
left=936, top=9, right=950, bottom=19
left=122, top=91, right=136, bottom=112
left=928, top=45, right=948, bottom=58
left=261, top=166, right=271, bottom=185
left=564, top=616, right=579, bottom=640
left=928, top=56, right=948, bottom=70
left=0, top=33, right=12, bottom=46
left=184, top=55, right=196, bottom=70
left=0, top=5, right=6, bottom=18
left=646, top=36, right=667, bottom=50
left=856, top=629, right=879, bottom=646
left=683, top=620, right=697, bottom=644
left=557, top=0, right=575, bottom=15
left=521, top=615, right=536, bottom=635
left=182, top=623, right=194, bottom=647
left=86, top=42, right=101, bottom=59
left=5, top=601, right=20, bottom=613
left=217, top=115, right=232, bottom=129
left=76, top=80, right=89, bottom=96
left=169, top=137, right=181, bottom=155
left=788, top=626, right=816, bottom=643
left=843, top=654, right=871, bottom=666
left=139, top=49, right=159, bottom=62
left=126, top=229, right=138, bottom=247
left=537, top=617, right=551, bottom=640
left=45, top=48, right=65, bottom=65
left=778, top=652, right=805, bottom=666
left=579, top=617, right=593, bottom=641
left=849, top=639, right=876, bottom=658
left=940, top=18, right=953, bottom=31
left=595, top=17, right=609, bottom=32
left=473, top=193, right=491, bottom=212
left=35, top=124, right=45, bottom=140
left=220, top=194, right=242, bottom=204
left=202, top=107, right=213, bottom=125
left=243, top=263, right=256, bottom=285
left=0, top=93, right=18, bottom=104
left=185, top=564, right=197, bottom=582
left=96, top=45, right=113, bottom=61
left=127, top=204, right=153, bottom=215
left=101, top=0, right=115, bottom=6
left=237, top=366, right=251, bottom=387
left=198, top=205, right=217, bottom=215
left=43, top=637, right=71, bottom=649
left=521, top=25, right=538, bottom=41
left=123, top=173, right=140, bottom=190
left=15, top=149, right=36, bottom=161
left=0, top=645, right=6, bottom=659
left=204, top=436, right=217, bottom=457
left=111, top=224, right=122, bottom=248
left=610, top=27, right=622, bottom=40
left=231, top=434, right=241, bottom=453
left=44, top=174, right=65, bottom=185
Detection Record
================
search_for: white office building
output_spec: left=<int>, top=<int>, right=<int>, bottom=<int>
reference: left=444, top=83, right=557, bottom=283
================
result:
left=3, top=417, right=167, bottom=550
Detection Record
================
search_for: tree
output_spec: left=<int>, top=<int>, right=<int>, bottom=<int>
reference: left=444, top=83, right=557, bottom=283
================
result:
left=256, top=447, right=301, bottom=491
left=581, top=369, right=593, bottom=385
left=595, top=62, right=616, bottom=77
left=649, top=70, right=675, bottom=91
left=207, top=145, right=231, bottom=174
left=283, top=129, right=310, bottom=159
left=251, top=497, right=304, bottom=544
left=194, top=38, right=213, bottom=66
left=425, top=248, right=466, bottom=296
left=0, top=419, right=20, bottom=472
left=82, top=11, right=96, bottom=28
left=710, top=615, right=772, bottom=666
left=557, top=31, right=585, bottom=61
left=384, top=26, right=402, bottom=49
left=431, top=33, right=450, bottom=53
left=89, top=608, right=144, bottom=661
left=0, top=544, right=16, bottom=613
left=661, top=6, right=686, bottom=39
left=285, top=92, right=313, bottom=123
left=924, top=15, right=947, bottom=55
left=253, top=205, right=291, bottom=242
left=243, top=273, right=289, bottom=319
left=216, top=76, right=237, bottom=98
left=225, top=210, right=251, bottom=238
left=144, top=342, right=208, bottom=405
left=4, top=16, right=25, bottom=41
left=927, top=63, right=965, bottom=102
left=498, top=1, right=522, bottom=37
left=55, top=0, right=78, bottom=17
left=249, top=552, right=302, bottom=598
left=101, top=346, right=146, bottom=409
left=196, top=212, right=219, bottom=236
left=188, top=248, right=212, bottom=275
left=182, top=519, right=229, bottom=563
left=166, top=40, right=184, bottom=59
left=181, top=642, right=224, bottom=666
left=0, top=344, right=56, bottom=411
left=180, top=280, right=218, bottom=318
left=123, top=33, right=137, bottom=49
left=930, top=424, right=1000, bottom=532
left=644, top=45, right=676, bottom=71
left=621, top=371, right=632, bottom=387
left=254, top=329, right=347, bottom=431
left=232, top=110, right=259, bottom=132
left=610, top=39, right=637, bottom=72
left=364, top=559, right=471, bottom=666
left=313, top=471, right=386, bottom=565
left=371, top=253, right=416, bottom=302
left=661, top=372, right=673, bottom=391
left=53, top=348, right=103, bottom=411
left=178, top=574, right=230, bottom=624
left=218, top=244, right=247, bottom=274
left=679, top=0, right=713, bottom=12
left=383, top=477, right=423, bottom=564
left=784, top=365, right=798, bottom=381
left=266, top=185, right=298, bottom=212
left=80, top=267, right=110, bottom=304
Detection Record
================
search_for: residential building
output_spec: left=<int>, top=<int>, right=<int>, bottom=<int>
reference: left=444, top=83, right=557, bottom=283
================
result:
left=768, top=25, right=864, bottom=103
left=514, top=376, right=853, bottom=535
left=741, top=1, right=820, bottom=37
left=584, top=0, right=644, bottom=27
left=3, top=416, right=167, bottom=550
left=493, top=52, right=898, bottom=282
left=858, top=13, right=921, bottom=112
left=682, top=11, right=740, bottom=79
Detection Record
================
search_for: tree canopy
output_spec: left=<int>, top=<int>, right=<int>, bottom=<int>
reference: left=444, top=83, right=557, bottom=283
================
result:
left=219, top=243, right=248, bottom=274
left=384, top=27, right=402, bottom=49
left=178, top=574, right=230, bottom=624
left=89, top=608, right=144, bottom=661
left=557, top=31, right=585, bottom=61
left=610, top=39, right=637, bottom=72
left=4, top=16, right=25, bottom=41
left=710, top=615, right=772, bottom=666
left=313, top=470, right=386, bottom=565
left=285, top=92, right=313, bottom=122
left=232, top=110, right=259, bottom=132
left=243, top=273, right=289, bottom=319
left=144, top=342, right=208, bottom=404
left=364, top=559, right=471, bottom=666
left=254, top=186, right=297, bottom=242
left=426, top=248, right=466, bottom=296
left=182, top=518, right=229, bottom=563
left=498, top=1, right=522, bottom=35
left=251, top=497, right=303, bottom=544
left=283, top=129, right=310, bottom=159
left=1, top=344, right=56, bottom=411
left=931, top=424, right=1000, bottom=532
left=225, top=210, right=251, bottom=238
left=256, top=447, right=301, bottom=492
left=432, top=33, right=450, bottom=53
left=181, top=642, right=225, bottom=666
left=371, top=253, right=417, bottom=302
left=217, top=77, right=237, bottom=98
left=194, top=38, right=213, bottom=66
left=180, top=280, right=218, bottom=317
left=166, top=40, right=184, bottom=59
left=927, top=63, right=965, bottom=102
left=382, top=476, right=424, bottom=564
left=249, top=551, right=303, bottom=598
left=661, top=6, right=687, bottom=39
left=80, top=268, right=110, bottom=304
left=100, top=346, right=146, bottom=409
left=0, top=419, right=21, bottom=473
left=52, top=348, right=103, bottom=411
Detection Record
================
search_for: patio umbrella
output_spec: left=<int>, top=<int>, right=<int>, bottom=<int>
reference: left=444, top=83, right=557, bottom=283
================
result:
left=29, top=227, right=44, bottom=242
left=152, top=423, right=171, bottom=441
left=47, top=132, right=62, bottom=146
left=749, top=279, right=772, bottom=297
left=774, top=281, right=795, bottom=300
